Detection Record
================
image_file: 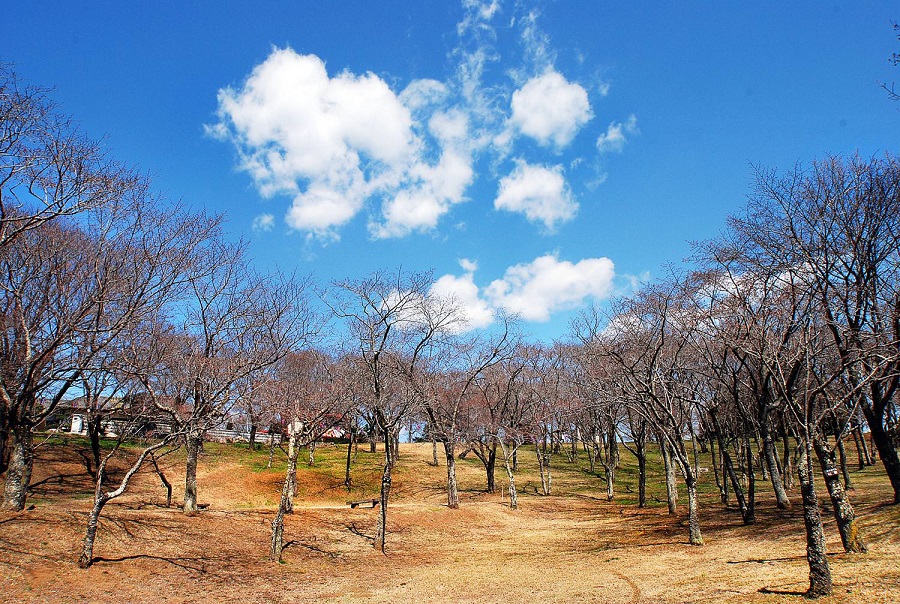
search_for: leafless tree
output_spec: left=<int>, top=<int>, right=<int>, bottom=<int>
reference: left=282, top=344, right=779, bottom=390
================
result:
left=269, top=349, right=348, bottom=562
left=328, top=269, right=463, bottom=552
left=172, top=247, right=317, bottom=514
left=418, top=317, right=517, bottom=508
left=1, top=192, right=220, bottom=510
left=0, top=65, right=138, bottom=250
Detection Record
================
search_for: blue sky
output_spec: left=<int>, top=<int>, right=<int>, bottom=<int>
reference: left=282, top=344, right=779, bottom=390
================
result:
left=4, top=1, right=899, bottom=340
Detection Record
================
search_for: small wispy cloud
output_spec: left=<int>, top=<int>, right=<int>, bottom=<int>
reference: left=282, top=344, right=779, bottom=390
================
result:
left=251, top=213, right=275, bottom=232
left=596, top=114, right=639, bottom=153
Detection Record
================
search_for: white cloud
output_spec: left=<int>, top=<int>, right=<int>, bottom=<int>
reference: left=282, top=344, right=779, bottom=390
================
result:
left=510, top=68, right=592, bottom=148
left=431, top=259, right=495, bottom=330
left=212, top=5, right=638, bottom=243
left=596, top=114, right=639, bottom=153
left=251, top=213, right=275, bottom=232
left=432, top=254, right=616, bottom=329
left=371, top=148, right=474, bottom=238
left=212, top=47, right=480, bottom=240
left=485, top=254, right=615, bottom=322
left=494, top=161, right=578, bottom=230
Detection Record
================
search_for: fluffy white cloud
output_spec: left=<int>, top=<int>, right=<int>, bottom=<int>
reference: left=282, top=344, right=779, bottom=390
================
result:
left=212, top=6, right=638, bottom=242
left=212, top=48, right=476, bottom=240
left=494, top=161, right=578, bottom=230
left=251, top=213, right=275, bottom=232
left=430, top=259, right=495, bottom=330
left=510, top=69, right=592, bottom=148
left=433, top=254, right=615, bottom=328
left=485, top=254, right=615, bottom=322
left=596, top=114, right=639, bottom=153
left=372, top=148, right=474, bottom=238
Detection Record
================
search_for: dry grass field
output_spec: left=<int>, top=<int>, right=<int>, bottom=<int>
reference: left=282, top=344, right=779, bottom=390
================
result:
left=1, top=436, right=899, bottom=603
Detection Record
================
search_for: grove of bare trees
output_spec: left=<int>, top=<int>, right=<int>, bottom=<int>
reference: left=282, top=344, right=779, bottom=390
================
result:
left=2, top=64, right=898, bottom=600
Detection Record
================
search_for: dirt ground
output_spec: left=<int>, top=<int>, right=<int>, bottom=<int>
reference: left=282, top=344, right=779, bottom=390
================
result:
left=1, top=438, right=899, bottom=603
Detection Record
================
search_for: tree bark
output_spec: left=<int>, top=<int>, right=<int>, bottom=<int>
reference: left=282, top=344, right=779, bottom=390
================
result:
left=267, top=432, right=276, bottom=469
left=851, top=428, right=868, bottom=470
left=88, top=414, right=103, bottom=478
left=2, top=424, right=33, bottom=511
left=862, top=398, right=900, bottom=503
left=660, top=440, right=677, bottom=514
left=248, top=423, right=258, bottom=451
left=270, top=436, right=301, bottom=562
left=501, top=443, right=518, bottom=510
left=836, top=436, right=853, bottom=490
left=685, top=471, right=703, bottom=546
left=637, top=448, right=647, bottom=508
left=444, top=441, right=459, bottom=509
left=431, top=435, right=439, bottom=466
left=782, top=430, right=794, bottom=491
left=375, top=432, right=394, bottom=553
left=763, top=430, right=790, bottom=509
left=484, top=443, right=497, bottom=494
left=797, top=439, right=832, bottom=598
left=307, top=440, right=316, bottom=467
left=813, top=437, right=866, bottom=553
left=344, top=432, right=354, bottom=490
left=183, top=432, right=201, bottom=514
left=744, top=434, right=756, bottom=524
left=79, top=495, right=108, bottom=568
left=150, top=453, right=172, bottom=507
left=536, top=445, right=551, bottom=496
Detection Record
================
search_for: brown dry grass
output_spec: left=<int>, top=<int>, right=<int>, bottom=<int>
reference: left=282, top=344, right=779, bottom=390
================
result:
left=1, top=436, right=899, bottom=603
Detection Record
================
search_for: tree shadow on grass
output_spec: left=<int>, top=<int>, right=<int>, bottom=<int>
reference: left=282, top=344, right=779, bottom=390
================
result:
left=758, top=586, right=807, bottom=596
left=284, top=539, right=341, bottom=559
left=88, top=553, right=212, bottom=574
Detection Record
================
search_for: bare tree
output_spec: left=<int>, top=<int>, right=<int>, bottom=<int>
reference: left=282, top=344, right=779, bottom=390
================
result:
left=174, top=250, right=317, bottom=514
left=0, top=65, right=138, bottom=250
left=269, top=349, right=348, bottom=562
left=328, top=269, right=463, bottom=552
left=1, top=193, right=220, bottom=510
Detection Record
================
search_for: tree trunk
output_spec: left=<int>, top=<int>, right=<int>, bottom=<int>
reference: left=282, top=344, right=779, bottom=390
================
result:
left=798, top=438, right=832, bottom=598
left=375, top=432, right=394, bottom=553
left=536, top=445, right=551, bottom=496
left=284, top=432, right=298, bottom=513
left=660, top=440, right=677, bottom=514
left=744, top=434, right=756, bottom=524
left=444, top=441, right=459, bottom=509
left=267, top=432, right=276, bottom=469
left=150, top=453, right=172, bottom=507
left=709, top=435, right=725, bottom=504
left=782, top=430, right=794, bottom=491
left=431, top=435, right=439, bottom=466
left=851, top=428, right=868, bottom=470
left=813, top=437, right=866, bottom=553
left=88, top=414, right=103, bottom=478
left=501, top=443, right=518, bottom=510
left=720, top=437, right=751, bottom=524
left=344, top=432, right=354, bottom=490
left=861, top=398, right=900, bottom=503
left=183, top=432, right=201, bottom=514
left=685, top=471, right=703, bottom=546
left=637, top=448, right=647, bottom=508
left=307, top=440, right=316, bottom=467
left=78, top=495, right=108, bottom=568
left=763, top=431, right=790, bottom=509
left=836, top=436, right=853, bottom=490
left=270, top=437, right=301, bottom=562
left=485, top=443, right=497, bottom=494
left=248, top=423, right=258, bottom=451
left=2, top=424, right=33, bottom=511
